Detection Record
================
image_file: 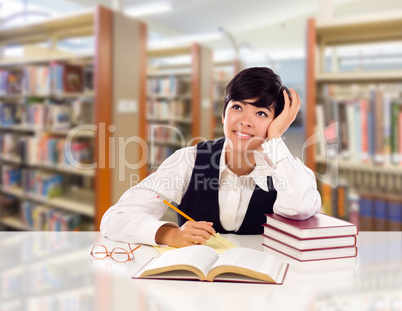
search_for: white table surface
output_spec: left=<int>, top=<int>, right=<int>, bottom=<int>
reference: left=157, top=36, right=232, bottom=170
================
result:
left=0, top=231, right=401, bottom=311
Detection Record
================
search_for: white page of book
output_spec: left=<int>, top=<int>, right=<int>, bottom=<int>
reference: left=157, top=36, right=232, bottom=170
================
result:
left=146, top=245, right=219, bottom=277
left=211, top=247, right=283, bottom=282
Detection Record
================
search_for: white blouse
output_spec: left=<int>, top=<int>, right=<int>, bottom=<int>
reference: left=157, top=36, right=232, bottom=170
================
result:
left=100, top=138, right=321, bottom=245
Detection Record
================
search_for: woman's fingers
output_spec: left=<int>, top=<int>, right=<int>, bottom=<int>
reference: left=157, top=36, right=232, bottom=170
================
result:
left=288, top=88, right=301, bottom=117
left=179, top=221, right=215, bottom=245
left=191, top=221, right=215, bottom=235
left=283, top=90, right=291, bottom=110
left=190, top=234, right=209, bottom=244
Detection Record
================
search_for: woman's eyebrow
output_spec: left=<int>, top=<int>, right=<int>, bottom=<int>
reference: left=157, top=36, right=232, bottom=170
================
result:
left=257, top=106, right=272, bottom=112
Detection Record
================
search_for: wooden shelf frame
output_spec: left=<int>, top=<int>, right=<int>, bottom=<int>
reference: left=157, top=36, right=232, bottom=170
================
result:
left=0, top=6, right=148, bottom=231
left=212, top=59, right=243, bottom=139
left=305, top=14, right=402, bottom=172
left=145, top=43, right=214, bottom=173
left=316, top=11, right=402, bottom=45
left=0, top=186, right=94, bottom=217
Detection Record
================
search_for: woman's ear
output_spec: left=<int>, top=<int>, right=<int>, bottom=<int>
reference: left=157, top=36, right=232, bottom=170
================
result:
left=222, top=114, right=225, bottom=124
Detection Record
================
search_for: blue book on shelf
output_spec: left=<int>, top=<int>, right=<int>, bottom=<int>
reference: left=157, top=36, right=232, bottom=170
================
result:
left=373, top=199, right=387, bottom=231
left=0, top=104, right=16, bottom=126
left=359, top=196, right=374, bottom=231
left=354, top=101, right=361, bottom=162
left=388, top=201, right=402, bottom=231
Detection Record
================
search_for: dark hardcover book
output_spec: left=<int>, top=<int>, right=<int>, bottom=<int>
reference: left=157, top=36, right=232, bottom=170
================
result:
left=262, top=236, right=358, bottom=262
left=262, top=224, right=357, bottom=251
left=265, top=213, right=358, bottom=239
left=359, top=193, right=374, bottom=231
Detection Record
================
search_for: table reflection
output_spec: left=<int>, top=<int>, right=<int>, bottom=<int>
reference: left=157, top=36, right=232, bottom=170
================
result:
left=0, top=232, right=400, bottom=311
left=0, top=232, right=97, bottom=311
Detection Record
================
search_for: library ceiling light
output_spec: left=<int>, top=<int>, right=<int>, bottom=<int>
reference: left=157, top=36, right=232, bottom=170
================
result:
left=125, top=1, right=171, bottom=17
left=148, top=32, right=223, bottom=49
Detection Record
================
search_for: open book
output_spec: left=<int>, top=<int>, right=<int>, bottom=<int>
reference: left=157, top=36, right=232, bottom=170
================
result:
left=133, top=245, right=289, bottom=284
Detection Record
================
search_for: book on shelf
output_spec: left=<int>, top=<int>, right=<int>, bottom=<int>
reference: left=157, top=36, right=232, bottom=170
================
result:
left=19, top=135, right=91, bottom=168
left=316, top=89, right=402, bottom=165
left=317, top=181, right=351, bottom=221
left=0, top=70, right=7, bottom=95
left=0, top=133, right=20, bottom=156
left=24, top=66, right=51, bottom=95
left=262, top=224, right=357, bottom=250
left=359, top=192, right=402, bottom=231
left=22, top=98, right=46, bottom=130
left=0, top=194, right=19, bottom=219
left=147, top=124, right=185, bottom=144
left=262, top=236, right=358, bottom=262
left=147, top=98, right=191, bottom=120
left=147, top=76, right=190, bottom=96
left=5, top=70, right=24, bottom=94
left=23, top=169, right=63, bottom=199
left=1, top=63, right=87, bottom=96
left=65, top=141, right=91, bottom=166
left=0, top=103, right=17, bottom=126
left=51, top=62, right=84, bottom=94
left=1, top=165, right=22, bottom=188
left=315, top=105, right=326, bottom=157
left=20, top=201, right=81, bottom=231
left=149, top=145, right=174, bottom=166
left=83, top=65, right=94, bottom=92
left=147, top=98, right=169, bottom=118
left=45, top=102, right=72, bottom=131
left=71, top=98, right=94, bottom=125
left=391, top=99, right=402, bottom=164
left=265, top=213, right=359, bottom=239
left=133, top=245, right=289, bottom=284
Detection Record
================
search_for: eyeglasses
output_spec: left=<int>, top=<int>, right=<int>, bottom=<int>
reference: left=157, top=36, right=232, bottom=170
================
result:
left=90, top=244, right=142, bottom=263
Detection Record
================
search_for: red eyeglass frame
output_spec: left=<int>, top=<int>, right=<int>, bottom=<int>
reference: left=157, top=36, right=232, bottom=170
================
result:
left=90, top=243, right=142, bottom=263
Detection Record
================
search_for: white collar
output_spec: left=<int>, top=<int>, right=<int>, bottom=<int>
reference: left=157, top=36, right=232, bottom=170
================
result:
left=218, top=140, right=271, bottom=192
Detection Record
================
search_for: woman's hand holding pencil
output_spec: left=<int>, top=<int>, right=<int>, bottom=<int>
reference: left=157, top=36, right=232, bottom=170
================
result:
left=155, top=196, right=216, bottom=248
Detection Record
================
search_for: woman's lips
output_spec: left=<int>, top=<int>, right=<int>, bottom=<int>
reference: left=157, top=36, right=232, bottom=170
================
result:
left=233, top=130, right=254, bottom=140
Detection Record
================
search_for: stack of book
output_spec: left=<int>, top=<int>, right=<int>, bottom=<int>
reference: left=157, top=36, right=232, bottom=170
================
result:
left=262, top=213, right=359, bottom=261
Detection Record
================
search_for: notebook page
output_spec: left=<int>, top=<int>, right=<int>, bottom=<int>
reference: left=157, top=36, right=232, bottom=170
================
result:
left=153, top=233, right=237, bottom=255
left=146, top=245, right=219, bottom=277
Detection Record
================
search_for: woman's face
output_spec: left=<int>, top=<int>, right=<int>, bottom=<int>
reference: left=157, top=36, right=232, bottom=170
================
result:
left=222, top=98, right=275, bottom=153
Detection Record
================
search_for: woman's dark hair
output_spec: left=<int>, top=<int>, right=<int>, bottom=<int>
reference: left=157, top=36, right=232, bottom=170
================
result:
left=222, top=67, right=290, bottom=118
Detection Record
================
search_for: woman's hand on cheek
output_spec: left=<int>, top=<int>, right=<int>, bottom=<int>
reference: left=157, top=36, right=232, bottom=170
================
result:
left=266, top=88, right=301, bottom=141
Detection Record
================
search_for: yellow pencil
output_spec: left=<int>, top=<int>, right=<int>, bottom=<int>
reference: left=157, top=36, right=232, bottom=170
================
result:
left=160, top=197, right=196, bottom=222
left=157, top=196, right=225, bottom=245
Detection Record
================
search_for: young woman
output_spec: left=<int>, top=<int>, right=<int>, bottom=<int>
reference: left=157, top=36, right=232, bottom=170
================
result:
left=100, top=67, right=321, bottom=247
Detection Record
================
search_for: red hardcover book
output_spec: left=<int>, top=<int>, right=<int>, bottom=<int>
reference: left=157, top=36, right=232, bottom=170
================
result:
left=63, top=64, right=83, bottom=93
left=360, top=99, right=369, bottom=163
left=263, top=236, right=358, bottom=262
left=262, top=224, right=357, bottom=251
left=265, top=213, right=358, bottom=239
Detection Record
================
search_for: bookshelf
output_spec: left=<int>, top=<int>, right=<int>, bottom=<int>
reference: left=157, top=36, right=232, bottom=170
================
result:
left=305, top=14, right=402, bottom=230
left=146, top=44, right=213, bottom=175
left=212, top=60, right=242, bottom=139
left=0, top=6, right=147, bottom=231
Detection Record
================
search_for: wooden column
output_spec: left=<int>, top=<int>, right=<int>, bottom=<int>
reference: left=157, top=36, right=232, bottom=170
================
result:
left=191, top=43, right=201, bottom=141
left=94, top=6, right=113, bottom=230
left=112, top=12, right=147, bottom=203
left=305, top=18, right=317, bottom=172
left=138, top=23, right=148, bottom=181
left=191, top=43, right=214, bottom=142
